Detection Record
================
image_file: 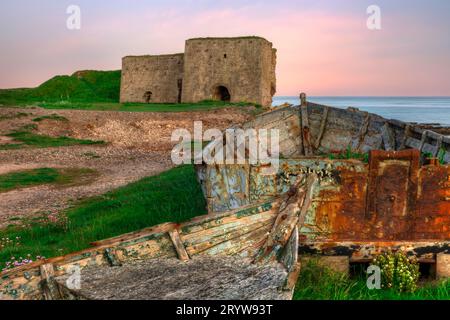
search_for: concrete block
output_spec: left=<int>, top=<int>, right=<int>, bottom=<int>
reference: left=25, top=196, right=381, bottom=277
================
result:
left=301, top=256, right=350, bottom=275
left=436, top=253, right=450, bottom=279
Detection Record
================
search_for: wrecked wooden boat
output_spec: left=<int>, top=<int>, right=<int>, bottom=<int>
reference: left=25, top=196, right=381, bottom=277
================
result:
left=1, top=94, right=449, bottom=300
left=196, top=94, right=450, bottom=278
left=0, top=182, right=310, bottom=300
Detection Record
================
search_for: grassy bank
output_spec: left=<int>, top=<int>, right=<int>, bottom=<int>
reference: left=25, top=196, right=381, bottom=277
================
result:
left=0, top=165, right=207, bottom=269
left=0, top=168, right=98, bottom=193
left=0, top=129, right=104, bottom=150
left=0, top=70, right=121, bottom=106
left=38, top=100, right=257, bottom=112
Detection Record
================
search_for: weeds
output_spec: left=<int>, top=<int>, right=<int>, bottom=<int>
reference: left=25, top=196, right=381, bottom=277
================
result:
left=32, top=114, right=68, bottom=122
left=0, top=131, right=104, bottom=150
left=327, top=145, right=369, bottom=163
left=0, top=168, right=98, bottom=193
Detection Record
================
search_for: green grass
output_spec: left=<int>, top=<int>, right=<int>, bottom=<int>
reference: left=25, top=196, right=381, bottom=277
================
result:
left=0, top=131, right=104, bottom=150
left=32, top=114, right=68, bottom=122
left=327, top=145, right=369, bottom=163
left=0, top=168, right=98, bottom=193
left=0, top=165, right=207, bottom=267
left=0, top=70, right=121, bottom=106
left=293, top=259, right=450, bottom=300
left=37, top=100, right=258, bottom=113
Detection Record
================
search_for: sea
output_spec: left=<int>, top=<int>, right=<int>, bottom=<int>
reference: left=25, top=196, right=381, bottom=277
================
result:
left=272, top=97, right=450, bottom=126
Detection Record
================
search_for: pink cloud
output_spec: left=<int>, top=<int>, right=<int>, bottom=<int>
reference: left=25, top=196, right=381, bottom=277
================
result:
left=2, top=5, right=449, bottom=96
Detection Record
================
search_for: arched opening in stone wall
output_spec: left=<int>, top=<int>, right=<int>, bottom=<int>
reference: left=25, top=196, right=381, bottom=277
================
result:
left=143, top=91, right=153, bottom=103
left=177, top=79, right=183, bottom=103
left=213, top=86, right=231, bottom=102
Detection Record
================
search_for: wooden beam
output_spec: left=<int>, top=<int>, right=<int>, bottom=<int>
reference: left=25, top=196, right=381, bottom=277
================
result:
left=254, top=174, right=318, bottom=263
left=400, top=124, right=411, bottom=150
left=300, top=93, right=313, bottom=156
left=434, top=135, right=444, bottom=157
left=91, top=222, right=177, bottom=247
left=283, top=262, right=301, bottom=293
left=418, top=130, right=429, bottom=152
left=314, top=106, right=329, bottom=150
left=104, top=248, right=122, bottom=267
left=354, top=113, right=371, bottom=151
left=169, top=229, right=190, bottom=261
left=280, top=225, right=299, bottom=272
left=381, top=122, right=396, bottom=151
left=40, top=263, right=62, bottom=300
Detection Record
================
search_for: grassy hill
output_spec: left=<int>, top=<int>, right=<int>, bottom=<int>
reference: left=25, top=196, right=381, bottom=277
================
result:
left=0, top=70, right=259, bottom=112
left=0, top=70, right=121, bottom=105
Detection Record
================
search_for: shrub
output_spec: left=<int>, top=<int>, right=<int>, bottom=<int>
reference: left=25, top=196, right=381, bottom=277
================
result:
left=372, top=251, right=420, bottom=292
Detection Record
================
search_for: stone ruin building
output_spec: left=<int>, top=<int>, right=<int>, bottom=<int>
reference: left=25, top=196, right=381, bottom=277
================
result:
left=120, top=37, right=277, bottom=107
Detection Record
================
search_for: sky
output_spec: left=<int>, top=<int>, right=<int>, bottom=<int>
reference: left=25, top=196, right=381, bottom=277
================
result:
left=0, top=0, right=449, bottom=96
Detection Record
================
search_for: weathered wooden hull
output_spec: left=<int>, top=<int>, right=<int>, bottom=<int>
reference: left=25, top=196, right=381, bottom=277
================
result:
left=241, top=101, right=450, bottom=162
left=0, top=194, right=305, bottom=300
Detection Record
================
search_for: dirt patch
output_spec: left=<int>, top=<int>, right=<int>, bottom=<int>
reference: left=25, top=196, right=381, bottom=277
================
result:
left=0, top=106, right=253, bottom=228
left=0, top=136, right=16, bottom=145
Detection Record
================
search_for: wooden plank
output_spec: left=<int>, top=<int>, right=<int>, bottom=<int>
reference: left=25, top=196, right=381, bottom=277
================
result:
left=182, top=207, right=276, bottom=237
left=198, top=224, right=273, bottom=257
left=104, top=248, right=122, bottom=266
left=400, top=124, right=411, bottom=150
left=169, top=229, right=190, bottom=261
left=300, top=93, right=313, bottom=156
left=353, top=113, right=371, bottom=151
left=91, top=222, right=177, bottom=247
left=314, top=106, right=329, bottom=149
left=381, top=122, right=396, bottom=151
left=181, top=210, right=276, bottom=245
left=180, top=200, right=277, bottom=234
left=283, top=262, right=301, bottom=293
left=405, top=137, right=450, bottom=163
left=255, top=174, right=318, bottom=263
left=434, top=135, right=443, bottom=157
left=180, top=215, right=275, bottom=251
left=185, top=218, right=275, bottom=256
left=280, top=225, right=299, bottom=272
left=411, top=126, right=450, bottom=145
left=418, top=130, right=429, bottom=152
left=40, top=263, right=61, bottom=300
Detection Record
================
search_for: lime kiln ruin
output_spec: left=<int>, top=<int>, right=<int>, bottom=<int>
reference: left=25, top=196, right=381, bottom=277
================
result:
left=120, top=37, right=277, bottom=107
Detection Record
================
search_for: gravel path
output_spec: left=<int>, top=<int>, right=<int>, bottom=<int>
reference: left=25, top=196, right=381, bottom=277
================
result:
left=0, top=107, right=253, bottom=228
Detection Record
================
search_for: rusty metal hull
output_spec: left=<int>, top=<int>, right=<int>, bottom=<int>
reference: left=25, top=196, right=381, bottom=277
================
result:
left=197, top=152, right=449, bottom=241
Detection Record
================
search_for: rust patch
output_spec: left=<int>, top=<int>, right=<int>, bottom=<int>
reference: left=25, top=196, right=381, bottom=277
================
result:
left=415, top=165, right=450, bottom=240
left=311, top=150, right=449, bottom=242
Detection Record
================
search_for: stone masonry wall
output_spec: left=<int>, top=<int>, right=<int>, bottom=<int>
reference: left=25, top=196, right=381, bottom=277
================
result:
left=181, top=37, right=276, bottom=107
left=120, top=54, right=184, bottom=103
